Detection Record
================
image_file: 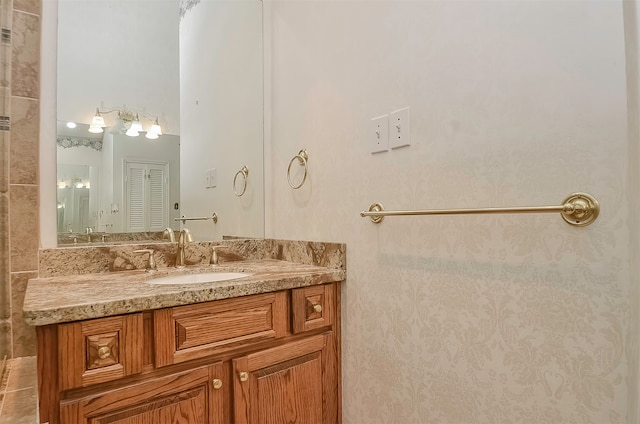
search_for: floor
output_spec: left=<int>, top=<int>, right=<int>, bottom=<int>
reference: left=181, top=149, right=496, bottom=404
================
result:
left=0, top=356, right=39, bottom=423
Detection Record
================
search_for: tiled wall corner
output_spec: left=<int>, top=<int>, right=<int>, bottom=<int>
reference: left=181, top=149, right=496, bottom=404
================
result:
left=0, top=0, right=42, bottom=359
left=9, top=97, right=38, bottom=184
left=10, top=272, right=36, bottom=357
left=9, top=185, right=38, bottom=272
left=10, top=9, right=39, bottom=99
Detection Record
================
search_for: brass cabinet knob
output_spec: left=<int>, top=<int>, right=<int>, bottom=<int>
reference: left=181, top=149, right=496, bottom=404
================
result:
left=313, top=304, right=323, bottom=313
left=212, top=379, right=223, bottom=390
left=239, top=372, right=249, bottom=382
left=97, top=346, right=111, bottom=360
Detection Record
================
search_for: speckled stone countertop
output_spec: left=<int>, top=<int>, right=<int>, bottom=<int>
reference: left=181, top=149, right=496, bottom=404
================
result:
left=23, top=259, right=345, bottom=326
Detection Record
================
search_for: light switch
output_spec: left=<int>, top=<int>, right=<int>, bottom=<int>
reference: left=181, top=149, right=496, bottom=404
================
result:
left=369, top=115, right=389, bottom=154
left=204, top=170, right=210, bottom=188
left=389, top=107, right=410, bottom=149
left=209, top=168, right=217, bottom=188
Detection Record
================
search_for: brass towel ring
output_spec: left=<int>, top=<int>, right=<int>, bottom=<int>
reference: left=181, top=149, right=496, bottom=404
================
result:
left=233, top=166, right=249, bottom=197
left=287, top=149, right=308, bottom=189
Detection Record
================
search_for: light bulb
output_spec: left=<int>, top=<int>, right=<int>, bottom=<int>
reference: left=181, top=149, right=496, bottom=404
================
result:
left=150, top=118, right=162, bottom=136
left=90, top=108, right=106, bottom=127
left=88, top=124, right=104, bottom=134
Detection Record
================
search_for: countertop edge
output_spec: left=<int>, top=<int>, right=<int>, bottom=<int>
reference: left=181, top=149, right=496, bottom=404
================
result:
left=24, top=267, right=345, bottom=326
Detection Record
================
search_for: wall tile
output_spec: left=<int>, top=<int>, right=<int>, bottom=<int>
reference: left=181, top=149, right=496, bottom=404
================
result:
left=9, top=185, right=37, bottom=272
left=13, top=0, right=41, bottom=16
left=0, top=193, right=7, bottom=321
left=0, top=0, right=12, bottom=30
left=10, top=11, right=39, bottom=99
left=0, top=387, right=38, bottom=423
left=9, top=97, right=37, bottom=184
left=0, top=320, right=10, bottom=358
left=10, top=272, right=36, bottom=357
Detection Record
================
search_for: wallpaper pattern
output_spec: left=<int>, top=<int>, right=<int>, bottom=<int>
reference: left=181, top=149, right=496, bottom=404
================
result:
left=267, top=1, right=634, bottom=422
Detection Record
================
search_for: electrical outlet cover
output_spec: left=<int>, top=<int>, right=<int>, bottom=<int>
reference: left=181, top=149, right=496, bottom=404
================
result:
left=369, top=115, right=389, bottom=154
left=389, top=107, right=410, bottom=149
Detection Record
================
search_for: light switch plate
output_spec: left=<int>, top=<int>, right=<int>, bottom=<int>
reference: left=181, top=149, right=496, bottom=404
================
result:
left=209, top=168, right=217, bottom=188
left=369, top=115, right=389, bottom=154
left=389, top=107, right=410, bottom=149
left=204, top=170, right=211, bottom=188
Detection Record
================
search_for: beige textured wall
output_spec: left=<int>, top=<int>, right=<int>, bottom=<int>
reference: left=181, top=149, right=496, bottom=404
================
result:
left=0, top=0, right=40, bottom=358
left=267, top=1, right=636, bottom=422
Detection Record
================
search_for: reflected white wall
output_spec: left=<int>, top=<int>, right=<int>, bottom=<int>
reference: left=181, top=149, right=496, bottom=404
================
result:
left=179, top=0, right=264, bottom=240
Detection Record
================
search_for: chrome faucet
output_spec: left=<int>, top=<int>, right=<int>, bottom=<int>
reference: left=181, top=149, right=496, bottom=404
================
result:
left=176, top=228, right=193, bottom=267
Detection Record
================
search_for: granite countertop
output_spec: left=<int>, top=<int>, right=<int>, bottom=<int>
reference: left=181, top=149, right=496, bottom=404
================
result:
left=23, top=259, right=346, bottom=326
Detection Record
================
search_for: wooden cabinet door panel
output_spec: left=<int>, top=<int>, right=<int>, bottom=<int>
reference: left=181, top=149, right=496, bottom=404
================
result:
left=233, top=334, right=328, bottom=424
left=292, top=284, right=334, bottom=334
left=251, top=352, right=323, bottom=424
left=155, top=292, right=288, bottom=367
left=58, top=313, right=144, bottom=390
left=60, top=363, right=225, bottom=424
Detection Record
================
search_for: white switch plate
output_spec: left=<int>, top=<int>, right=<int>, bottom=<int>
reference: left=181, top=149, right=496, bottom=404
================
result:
left=369, top=115, right=389, bottom=154
left=389, top=107, right=410, bottom=149
left=204, top=170, right=211, bottom=188
left=208, top=168, right=217, bottom=188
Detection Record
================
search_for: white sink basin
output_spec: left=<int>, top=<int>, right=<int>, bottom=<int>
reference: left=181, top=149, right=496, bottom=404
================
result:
left=147, top=272, right=252, bottom=285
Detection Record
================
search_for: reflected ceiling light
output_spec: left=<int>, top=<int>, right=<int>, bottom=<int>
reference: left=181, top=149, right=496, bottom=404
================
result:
left=145, top=118, right=162, bottom=139
left=66, top=122, right=77, bottom=129
left=89, top=106, right=164, bottom=138
left=88, top=108, right=106, bottom=133
left=125, top=114, right=144, bottom=137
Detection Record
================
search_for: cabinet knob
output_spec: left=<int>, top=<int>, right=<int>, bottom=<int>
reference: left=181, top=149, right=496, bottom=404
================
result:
left=239, top=371, right=249, bottom=382
left=212, top=379, right=223, bottom=390
left=98, top=346, right=111, bottom=360
left=313, top=304, right=323, bottom=313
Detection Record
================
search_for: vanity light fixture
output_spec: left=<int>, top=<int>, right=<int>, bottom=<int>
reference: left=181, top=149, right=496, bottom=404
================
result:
left=145, top=118, right=162, bottom=139
left=88, top=108, right=106, bottom=133
left=125, top=114, right=144, bottom=137
left=89, top=106, right=164, bottom=138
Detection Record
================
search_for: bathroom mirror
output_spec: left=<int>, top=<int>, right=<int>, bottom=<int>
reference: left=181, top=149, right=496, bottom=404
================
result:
left=55, top=0, right=264, bottom=244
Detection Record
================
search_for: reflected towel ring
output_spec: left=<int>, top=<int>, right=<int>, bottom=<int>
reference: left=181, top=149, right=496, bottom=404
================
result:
left=233, top=166, right=249, bottom=197
left=287, top=149, right=308, bottom=189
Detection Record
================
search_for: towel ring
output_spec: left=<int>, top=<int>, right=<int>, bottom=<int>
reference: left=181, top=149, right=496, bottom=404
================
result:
left=287, top=149, right=308, bottom=189
left=233, top=166, right=249, bottom=197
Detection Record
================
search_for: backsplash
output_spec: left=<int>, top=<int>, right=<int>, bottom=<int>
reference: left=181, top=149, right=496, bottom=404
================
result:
left=38, top=239, right=345, bottom=277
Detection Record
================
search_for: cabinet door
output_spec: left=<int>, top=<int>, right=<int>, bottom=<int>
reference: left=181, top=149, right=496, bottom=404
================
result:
left=233, top=334, right=333, bottom=424
left=59, top=363, right=225, bottom=424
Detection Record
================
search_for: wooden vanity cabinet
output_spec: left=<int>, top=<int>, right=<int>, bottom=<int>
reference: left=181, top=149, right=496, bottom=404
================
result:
left=59, top=362, right=226, bottom=424
left=37, top=282, right=341, bottom=424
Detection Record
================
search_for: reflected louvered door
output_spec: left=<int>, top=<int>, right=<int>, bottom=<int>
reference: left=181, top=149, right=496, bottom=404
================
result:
left=125, top=161, right=169, bottom=232
left=126, top=164, right=146, bottom=232
left=148, top=164, right=168, bottom=231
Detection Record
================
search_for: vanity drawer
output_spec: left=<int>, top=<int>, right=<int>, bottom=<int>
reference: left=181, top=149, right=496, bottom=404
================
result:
left=154, top=291, right=289, bottom=367
left=58, top=313, right=144, bottom=390
left=292, top=284, right=334, bottom=333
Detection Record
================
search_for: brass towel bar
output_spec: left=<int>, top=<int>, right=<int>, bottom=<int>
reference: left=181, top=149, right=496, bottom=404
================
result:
left=175, top=212, right=218, bottom=225
left=360, top=192, right=600, bottom=227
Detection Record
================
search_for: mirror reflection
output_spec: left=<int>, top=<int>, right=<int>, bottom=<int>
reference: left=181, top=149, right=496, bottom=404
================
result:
left=55, top=0, right=265, bottom=245
left=56, top=121, right=180, bottom=243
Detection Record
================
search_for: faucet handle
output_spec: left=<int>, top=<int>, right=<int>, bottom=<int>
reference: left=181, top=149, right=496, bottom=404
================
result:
left=210, top=245, right=227, bottom=265
left=134, top=249, right=157, bottom=272
left=163, top=227, right=176, bottom=242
